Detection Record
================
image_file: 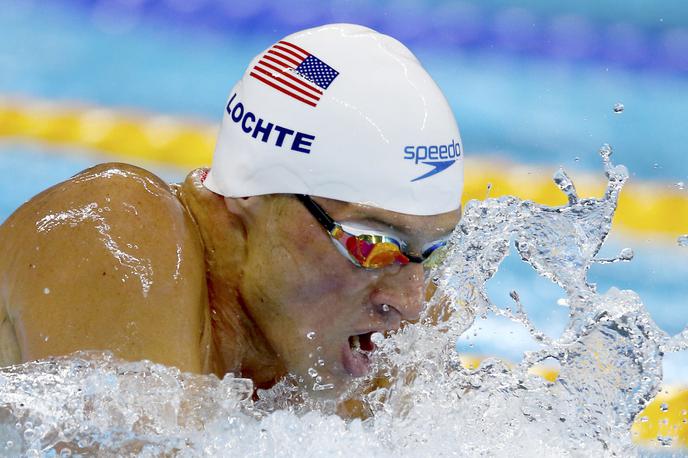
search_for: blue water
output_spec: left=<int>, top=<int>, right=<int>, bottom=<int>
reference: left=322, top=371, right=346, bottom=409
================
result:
left=0, top=144, right=186, bottom=221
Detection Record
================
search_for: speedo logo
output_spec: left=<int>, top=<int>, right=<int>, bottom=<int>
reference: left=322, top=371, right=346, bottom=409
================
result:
left=403, top=140, right=462, bottom=182
left=226, top=93, right=316, bottom=154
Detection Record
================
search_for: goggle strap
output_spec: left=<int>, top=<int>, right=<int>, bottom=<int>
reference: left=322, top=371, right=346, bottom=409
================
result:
left=406, top=253, right=424, bottom=264
left=296, top=194, right=337, bottom=233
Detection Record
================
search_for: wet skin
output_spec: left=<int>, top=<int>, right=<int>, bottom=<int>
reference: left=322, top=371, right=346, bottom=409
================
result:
left=0, top=163, right=460, bottom=395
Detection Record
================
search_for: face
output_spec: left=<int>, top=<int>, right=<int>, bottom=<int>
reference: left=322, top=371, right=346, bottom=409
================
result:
left=231, top=194, right=460, bottom=396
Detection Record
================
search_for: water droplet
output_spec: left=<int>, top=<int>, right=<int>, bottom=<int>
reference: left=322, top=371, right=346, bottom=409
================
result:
left=307, top=368, right=318, bottom=378
left=599, top=143, right=612, bottom=159
left=317, top=358, right=325, bottom=367
left=371, top=332, right=385, bottom=345
left=381, top=304, right=390, bottom=312
left=313, top=382, right=335, bottom=391
left=552, top=168, right=579, bottom=204
left=43, top=287, right=50, bottom=295
left=306, top=331, right=316, bottom=340
left=613, top=102, right=624, bottom=113
left=660, top=403, right=669, bottom=412
left=593, top=247, right=635, bottom=265
left=657, top=435, right=673, bottom=447
left=23, top=428, right=35, bottom=440
left=678, top=235, right=688, bottom=247
left=676, top=181, right=685, bottom=190
left=618, top=248, right=634, bottom=261
left=574, top=156, right=580, bottom=162
left=509, top=290, right=520, bottom=302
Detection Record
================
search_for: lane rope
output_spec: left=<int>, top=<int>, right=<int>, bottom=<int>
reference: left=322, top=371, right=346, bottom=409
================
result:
left=1, top=96, right=686, bottom=240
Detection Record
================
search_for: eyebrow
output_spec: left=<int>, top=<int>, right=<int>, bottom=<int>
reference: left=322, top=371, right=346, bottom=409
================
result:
left=358, top=215, right=410, bottom=235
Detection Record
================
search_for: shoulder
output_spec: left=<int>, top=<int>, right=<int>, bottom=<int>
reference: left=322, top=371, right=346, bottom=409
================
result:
left=5, top=162, right=192, bottom=244
left=50, top=162, right=179, bottom=216
left=2, top=162, right=202, bottom=268
left=0, top=163, right=208, bottom=372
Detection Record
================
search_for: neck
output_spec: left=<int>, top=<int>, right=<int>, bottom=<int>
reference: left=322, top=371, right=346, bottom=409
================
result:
left=175, top=169, right=285, bottom=387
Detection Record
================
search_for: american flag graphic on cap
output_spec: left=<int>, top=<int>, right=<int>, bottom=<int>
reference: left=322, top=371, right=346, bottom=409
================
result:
left=249, top=41, right=339, bottom=108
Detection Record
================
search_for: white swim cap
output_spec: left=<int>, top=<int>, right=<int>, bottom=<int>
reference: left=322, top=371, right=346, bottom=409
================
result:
left=204, top=23, right=463, bottom=216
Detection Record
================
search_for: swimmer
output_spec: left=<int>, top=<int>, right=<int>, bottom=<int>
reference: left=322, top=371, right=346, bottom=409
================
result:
left=0, top=24, right=463, bottom=397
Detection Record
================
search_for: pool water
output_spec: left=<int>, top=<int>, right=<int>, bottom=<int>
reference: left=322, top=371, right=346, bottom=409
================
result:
left=1, top=0, right=687, bottom=453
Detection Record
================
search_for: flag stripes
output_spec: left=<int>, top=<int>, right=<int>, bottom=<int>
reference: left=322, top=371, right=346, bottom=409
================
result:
left=249, top=40, right=336, bottom=107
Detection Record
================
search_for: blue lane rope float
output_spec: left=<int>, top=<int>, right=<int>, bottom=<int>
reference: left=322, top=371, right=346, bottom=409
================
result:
left=42, top=0, right=688, bottom=74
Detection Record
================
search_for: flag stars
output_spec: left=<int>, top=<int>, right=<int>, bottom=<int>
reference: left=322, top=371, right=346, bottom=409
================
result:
left=296, top=55, right=339, bottom=90
left=251, top=41, right=338, bottom=107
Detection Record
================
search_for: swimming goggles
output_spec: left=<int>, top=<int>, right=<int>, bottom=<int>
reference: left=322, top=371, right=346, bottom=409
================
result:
left=297, top=195, right=448, bottom=269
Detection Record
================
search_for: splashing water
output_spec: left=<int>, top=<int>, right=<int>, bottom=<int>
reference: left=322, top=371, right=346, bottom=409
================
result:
left=1, top=150, right=686, bottom=456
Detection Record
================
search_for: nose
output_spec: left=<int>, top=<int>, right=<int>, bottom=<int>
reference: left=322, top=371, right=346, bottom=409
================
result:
left=370, top=262, right=425, bottom=322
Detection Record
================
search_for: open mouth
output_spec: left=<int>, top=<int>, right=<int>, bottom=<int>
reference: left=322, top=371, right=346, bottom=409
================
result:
left=341, top=332, right=376, bottom=377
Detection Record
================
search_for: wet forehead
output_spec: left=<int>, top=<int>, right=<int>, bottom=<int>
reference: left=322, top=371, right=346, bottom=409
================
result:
left=316, top=197, right=461, bottom=242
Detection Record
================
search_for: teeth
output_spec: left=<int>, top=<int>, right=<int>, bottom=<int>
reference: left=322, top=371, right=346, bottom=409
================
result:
left=351, top=335, right=361, bottom=350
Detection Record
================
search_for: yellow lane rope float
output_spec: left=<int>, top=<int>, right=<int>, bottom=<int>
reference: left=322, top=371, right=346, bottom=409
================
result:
left=1, top=96, right=686, bottom=448
left=0, top=96, right=686, bottom=240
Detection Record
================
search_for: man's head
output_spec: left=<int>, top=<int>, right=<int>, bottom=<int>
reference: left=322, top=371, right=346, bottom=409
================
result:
left=204, top=24, right=463, bottom=393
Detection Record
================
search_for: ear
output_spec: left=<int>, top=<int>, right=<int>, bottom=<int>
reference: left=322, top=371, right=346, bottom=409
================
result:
left=224, top=195, right=263, bottom=220
left=179, top=169, right=248, bottom=267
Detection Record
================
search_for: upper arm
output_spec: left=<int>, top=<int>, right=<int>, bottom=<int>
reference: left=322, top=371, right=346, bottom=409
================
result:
left=0, top=163, right=208, bottom=372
